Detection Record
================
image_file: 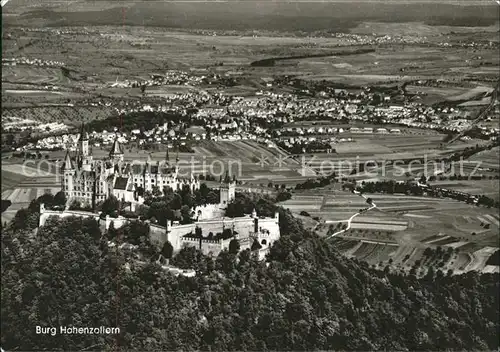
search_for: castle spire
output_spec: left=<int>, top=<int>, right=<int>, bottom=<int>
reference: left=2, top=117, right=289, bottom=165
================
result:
left=79, top=122, right=89, bottom=141
left=63, top=150, right=74, bottom=170
left=109, top=135, right=124, bottom=161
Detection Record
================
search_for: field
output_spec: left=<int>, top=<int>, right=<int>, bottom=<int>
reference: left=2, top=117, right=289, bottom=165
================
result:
left=1, top=160, right=61, bottom=224
left=279, top=187, right=499, bottom=274
left=2, top=4, right=499, bottom=120
left=280, top=130, right=490, bottom=180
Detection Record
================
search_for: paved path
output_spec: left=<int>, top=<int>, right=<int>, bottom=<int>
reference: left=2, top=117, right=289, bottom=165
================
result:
left=328, top=191, right=377, bottom=239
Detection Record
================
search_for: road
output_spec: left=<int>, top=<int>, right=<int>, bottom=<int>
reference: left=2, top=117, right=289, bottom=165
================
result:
left=327, top=191, right=377, bottom=239
left=447, top=82, right=499, bottom=145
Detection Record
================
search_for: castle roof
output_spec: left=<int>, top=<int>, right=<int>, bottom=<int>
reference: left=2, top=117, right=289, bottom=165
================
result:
left=63, top=151, right=74, bottom=170
left=110, top=137, right=124, bottom=156
left=127, top=163, right=176, bottom=176
left=114, top=176, right=129, bottom=190
left=80, top=170, right=96, bottom=178
left=79, top=123, right=89, bottom=141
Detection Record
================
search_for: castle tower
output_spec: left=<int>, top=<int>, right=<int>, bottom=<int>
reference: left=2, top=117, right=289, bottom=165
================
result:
left=109, top=136, right=124, bottom=163
left=62, top=150, right=74, bottom=200
left=78, top=123, right=93, bottom=171
left=78, top=123, right=90, bottom=157
left=219, top=171, right=236, bottom=206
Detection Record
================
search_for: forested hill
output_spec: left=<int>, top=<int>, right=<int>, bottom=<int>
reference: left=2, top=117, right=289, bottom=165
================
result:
left=1, top=209, right=499, bottom=351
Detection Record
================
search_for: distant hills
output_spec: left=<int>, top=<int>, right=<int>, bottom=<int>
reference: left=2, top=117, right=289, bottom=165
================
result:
left=3, top=0, right=499, bottom=30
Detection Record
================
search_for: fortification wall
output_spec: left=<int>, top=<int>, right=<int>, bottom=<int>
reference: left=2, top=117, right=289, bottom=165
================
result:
left=105, top=216, right=128, bottom=230
left=168, top=223, right=197, bottom=251
left=193, top=203, right=224, bottom=220
left=39, top=208, right=100, bottom=227
left=180, top=237, right=230, bottom=257
left=39, top=204, right=281, bottom=259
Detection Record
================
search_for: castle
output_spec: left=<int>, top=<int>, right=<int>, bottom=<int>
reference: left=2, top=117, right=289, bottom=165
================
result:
left=43, top=123, right=281, bottom=258
left=62, top=124, right=200, bottom=209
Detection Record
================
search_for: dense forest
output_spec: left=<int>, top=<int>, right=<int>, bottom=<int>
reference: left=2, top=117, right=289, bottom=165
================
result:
left=1, top=203, right=499, bottom=350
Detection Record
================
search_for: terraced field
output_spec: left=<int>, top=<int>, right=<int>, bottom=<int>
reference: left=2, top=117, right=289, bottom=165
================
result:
left=2, top=105, right=117, bottom=124
left=283, top=186, right=499, bottom=274
left=2, top=66, right=69, bottom=85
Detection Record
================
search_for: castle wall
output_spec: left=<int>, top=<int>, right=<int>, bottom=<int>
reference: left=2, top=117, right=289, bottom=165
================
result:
left=180, top=237, right=231, bottom=257
left=168, top=223, right=197, bottom=251
left=193, top=203, right=225, bottom=220
left=105, top=216, right=128, bottom=230
left=39, top=207, right=100, bottom=227
left=38, top=202, right=281, bottom=260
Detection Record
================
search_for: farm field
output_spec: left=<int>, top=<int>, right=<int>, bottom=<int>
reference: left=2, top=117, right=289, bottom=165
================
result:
left=331, top=237, right=499, bottom=275
left=280, top=186, right=499, bottom=274
left=468, top=146, right=500, bottom=169
left=428, top=180, right=500, bottom=201
left=1, top=159, right=61, bottom=224
left=295, top=134, right=488, bottom=179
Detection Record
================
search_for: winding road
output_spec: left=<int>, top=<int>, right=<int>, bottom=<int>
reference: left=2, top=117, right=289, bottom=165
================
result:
left=328, top=191, right=377, bottom=239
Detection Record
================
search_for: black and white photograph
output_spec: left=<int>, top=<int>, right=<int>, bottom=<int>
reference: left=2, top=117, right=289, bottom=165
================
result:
left=1, top=0, right=499, bottom=350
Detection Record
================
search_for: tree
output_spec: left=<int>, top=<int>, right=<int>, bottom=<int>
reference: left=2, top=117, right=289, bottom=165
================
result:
left=206, top=191, right=219, bottom=204
left=251, top=239, right=262, bottom=251
left=69, top=199, right=82, bottom=210
left=195, top=226, right=202, bottom=237
left=161, top=241, right=174, bottom=260
left=152, top=185, right=162, bottom=197
left=53, top=191, right=67, bottom=207
left=228, top=239, right=240, bottom=254
left=276, top=191, right=292, bottom=202
left=180, top=205, right=192, bottom=224
left=101, top=195, right=120, bottom=215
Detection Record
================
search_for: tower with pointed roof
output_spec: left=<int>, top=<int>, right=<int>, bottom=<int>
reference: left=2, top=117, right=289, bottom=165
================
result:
left=77, top=123, right=93, bottom=172
left=78, top=123, right=90, bottom=157
left=62, top=149, right=75, bottom=202
left=109, top=136, right=124, bottom=163
left=219, top=170, right=236, bottom=206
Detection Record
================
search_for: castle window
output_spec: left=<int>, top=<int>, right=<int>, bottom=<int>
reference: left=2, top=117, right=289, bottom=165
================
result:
left=261, top=239, right=267, bottom=245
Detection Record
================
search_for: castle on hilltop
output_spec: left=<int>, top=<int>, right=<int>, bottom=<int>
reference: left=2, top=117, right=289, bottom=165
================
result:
left=43, top=124, right=281, bottom=259
left=62, top=123, right=200, bottom=210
